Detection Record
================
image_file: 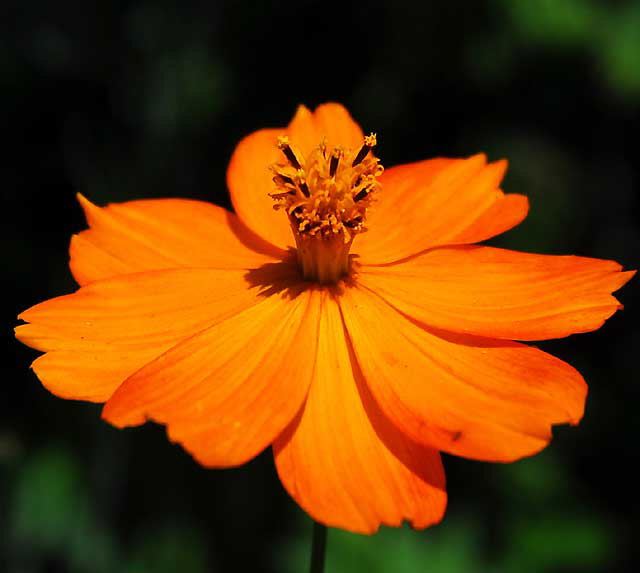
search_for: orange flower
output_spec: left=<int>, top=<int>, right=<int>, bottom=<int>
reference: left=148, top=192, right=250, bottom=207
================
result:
left=15, top=103, right=634, bottom=534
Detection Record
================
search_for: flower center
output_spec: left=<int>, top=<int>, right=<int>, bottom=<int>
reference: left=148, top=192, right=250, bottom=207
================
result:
left=270, top=133, right=383, bottom=284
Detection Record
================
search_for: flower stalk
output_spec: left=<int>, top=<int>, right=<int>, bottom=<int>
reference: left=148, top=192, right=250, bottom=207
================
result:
left=309, top=521, right=327, bottom=573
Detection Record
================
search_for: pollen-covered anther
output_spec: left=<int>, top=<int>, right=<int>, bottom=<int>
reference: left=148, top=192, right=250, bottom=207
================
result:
left=352, top=133, right=377, bottom=166
left=269, top=133, right=384, bottom=283
left=277, top=135, right=303, bottom=170
left=329, top=147, right=343, bottom=177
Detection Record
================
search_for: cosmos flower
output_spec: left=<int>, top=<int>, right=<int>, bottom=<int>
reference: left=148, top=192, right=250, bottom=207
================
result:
left=15, top=103, right=633, bottom=533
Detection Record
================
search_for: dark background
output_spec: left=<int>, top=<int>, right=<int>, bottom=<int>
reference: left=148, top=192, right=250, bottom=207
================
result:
left=1, top=1, right=638, bottom=572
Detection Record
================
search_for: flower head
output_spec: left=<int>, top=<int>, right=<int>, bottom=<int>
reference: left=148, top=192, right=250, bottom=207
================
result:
left=15, top=103, right=634, bottom=533
left=269, top=132, right=382, bottom=283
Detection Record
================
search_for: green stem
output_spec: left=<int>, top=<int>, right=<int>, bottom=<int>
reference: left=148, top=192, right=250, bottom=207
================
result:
left=309, top=521, right=327, bottom=573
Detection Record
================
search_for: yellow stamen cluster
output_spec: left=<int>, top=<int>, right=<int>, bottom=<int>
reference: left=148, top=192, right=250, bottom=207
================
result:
left=270, top=133, right=383, bottom=284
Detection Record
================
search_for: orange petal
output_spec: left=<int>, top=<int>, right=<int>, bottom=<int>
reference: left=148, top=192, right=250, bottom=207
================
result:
left=227, top=127, right=293, bottom=251
left=227, top=103, right=365, bottom=249
left=15, top=267, right=276, bottom=402
left=102, top=287, right=322, bottom=468
left=356, top=155, right=529, bottom=264
left=358, top=245, right=635, bottom=340
left=71, top=195, right=282, bottom=285
left=274, top=292, right=446, bottom=533
left=339, top=285, right=587, bottom=462
left=287, top=103, right=365, bottom=158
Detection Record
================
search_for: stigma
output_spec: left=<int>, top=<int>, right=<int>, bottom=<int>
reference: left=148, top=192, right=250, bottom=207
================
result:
left=270, top=133, right=383, bottom=284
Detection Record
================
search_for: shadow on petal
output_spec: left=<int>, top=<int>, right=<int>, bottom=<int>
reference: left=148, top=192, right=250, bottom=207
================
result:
left=243, top=250, right=311, bottom=300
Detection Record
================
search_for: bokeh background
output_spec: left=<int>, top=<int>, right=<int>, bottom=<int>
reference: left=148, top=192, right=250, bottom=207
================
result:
left=2, top=1, right=639, bottom=572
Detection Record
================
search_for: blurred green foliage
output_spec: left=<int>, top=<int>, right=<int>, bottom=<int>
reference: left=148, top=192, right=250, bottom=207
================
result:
left=9, top=447, right=119, bottom=572
left=2, top=447, right=616, bottom=573
left=123, top=2, right=229, bottom=135
left=488, top=0, right=640, bottom=98
left=6, top=447, right=212, bottom=572
left=280, top=451, right=613, bottom=573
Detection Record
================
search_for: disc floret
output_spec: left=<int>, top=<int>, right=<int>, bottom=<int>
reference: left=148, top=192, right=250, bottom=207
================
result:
left=270, top=133, right=383, bottom=284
